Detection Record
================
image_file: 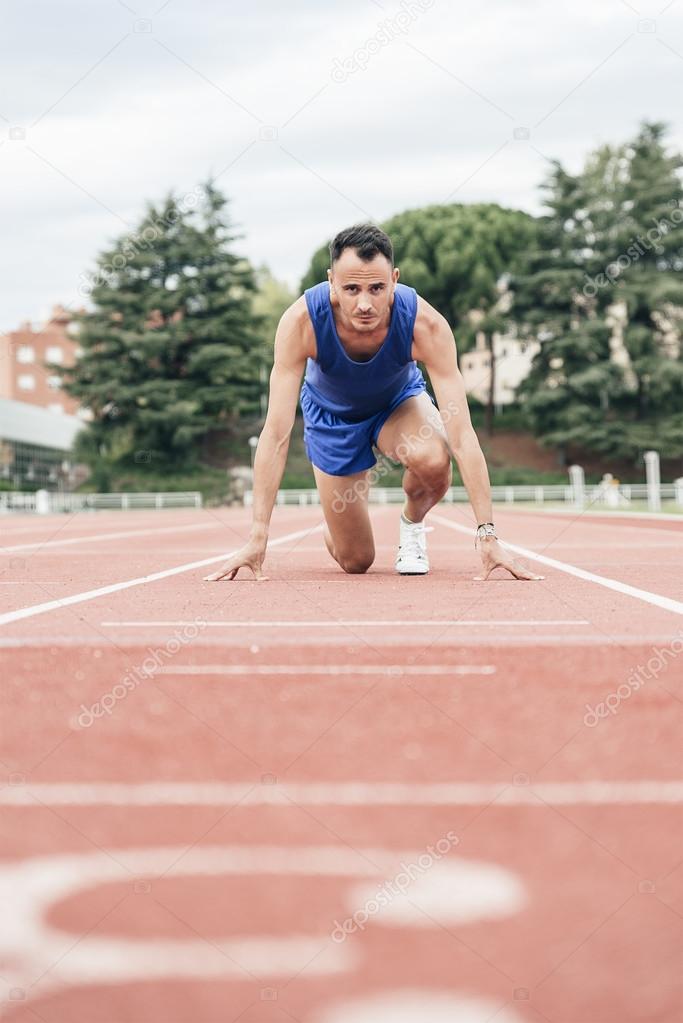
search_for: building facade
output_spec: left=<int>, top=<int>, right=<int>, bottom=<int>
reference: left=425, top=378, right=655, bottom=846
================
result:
left=0, top=305, right=81, bottom=415
left=458, top=327, right=540, bottom=408
left=0, top=398, right=84, bottom=490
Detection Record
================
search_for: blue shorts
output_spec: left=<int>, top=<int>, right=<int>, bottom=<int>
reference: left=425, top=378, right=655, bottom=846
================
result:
left=300, top=380, right=431, bottom=477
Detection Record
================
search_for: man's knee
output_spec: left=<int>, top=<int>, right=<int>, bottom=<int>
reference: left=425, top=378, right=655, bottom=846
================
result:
left=407, top=441, right=451, bottom=483
left=338, top=549, right=375, bottom=574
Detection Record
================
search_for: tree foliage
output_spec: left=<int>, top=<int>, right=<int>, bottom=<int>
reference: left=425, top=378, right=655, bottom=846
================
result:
left=60, top=182, right=265, bottom=480
left=510, top=121, right=683, bottom=464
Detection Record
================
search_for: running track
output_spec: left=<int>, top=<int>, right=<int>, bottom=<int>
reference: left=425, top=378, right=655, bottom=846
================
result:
left=1, top=503, right=682, bottom=1022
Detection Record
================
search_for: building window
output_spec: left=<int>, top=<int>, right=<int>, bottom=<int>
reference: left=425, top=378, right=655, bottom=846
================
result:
left=18, top=373, right=35, bottom=390
left=47, top=375, right=62, bottom=390
left=46, top=346, right=63, bottom=363
left=17, top=345, right=35, bottom=363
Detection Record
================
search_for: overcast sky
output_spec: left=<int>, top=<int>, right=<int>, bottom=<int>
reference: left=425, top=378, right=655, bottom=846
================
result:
left=1, top=0, right=682, bottom=331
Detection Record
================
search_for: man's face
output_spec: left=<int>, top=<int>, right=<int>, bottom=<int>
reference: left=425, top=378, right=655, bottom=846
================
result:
left=328, top=250, right=399, bottom=333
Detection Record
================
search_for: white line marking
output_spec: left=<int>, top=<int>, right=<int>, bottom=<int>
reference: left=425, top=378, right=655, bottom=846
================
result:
left=0, top=524, right=323, bottom=628
left=0, top=521, right=221, bottom=554
left=3, top=781, right=682, bottom=806
left=0, top=846, right=357, bottom=997
left=502, top=506, right=683, bottom=523
left=432, top=513, right=683, bottom=616
left=318, top=991, right=524, bottom=1023
left=156, top=664, right=496, bottom=676
left=100, top=619, right=590, bottom=628
left=0, top=844, right=522, bottom=999
left=4, top=633, right=680, bottom=648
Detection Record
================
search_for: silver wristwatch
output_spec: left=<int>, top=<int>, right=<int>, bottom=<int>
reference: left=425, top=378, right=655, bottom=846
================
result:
left=475, top=522, right=497, bottom=546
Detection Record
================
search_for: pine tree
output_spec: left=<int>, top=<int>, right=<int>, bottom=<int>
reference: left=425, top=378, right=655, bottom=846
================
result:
left=604, top=122, right=683, bottom=458
left=509, top=159, right=623, bottom=465
left=59, top=182, right=265, bottom=480
left=510, top=122, right=683, bottom=466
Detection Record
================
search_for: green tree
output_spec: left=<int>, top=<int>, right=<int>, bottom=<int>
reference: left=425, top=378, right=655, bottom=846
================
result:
left=511, top=121, right=683, bottom=465
left=607, top=122, right=683, bottom=455
left=508, top=159, right=622, bottom=465
left=60, top=182, right=264, bottom=482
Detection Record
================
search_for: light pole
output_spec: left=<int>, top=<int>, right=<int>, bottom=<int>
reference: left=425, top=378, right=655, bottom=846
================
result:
left=248, top=435, right=259, bottom=472
left=644, top=450, right=661, bottom=512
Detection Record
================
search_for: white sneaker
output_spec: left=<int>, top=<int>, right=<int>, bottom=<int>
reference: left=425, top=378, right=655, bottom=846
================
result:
left=395, top=514, right=430, bottom=575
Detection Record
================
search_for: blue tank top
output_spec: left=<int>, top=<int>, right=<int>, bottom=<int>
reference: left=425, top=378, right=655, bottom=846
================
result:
left=302, top=281, right=425, bottom=419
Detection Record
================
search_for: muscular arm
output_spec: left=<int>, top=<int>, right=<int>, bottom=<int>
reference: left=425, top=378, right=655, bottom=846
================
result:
left=412, top=297, right=493, bottom=526
left=249, top=299, right=311, bottom=544
left=204, top=299, right=311, bottom=581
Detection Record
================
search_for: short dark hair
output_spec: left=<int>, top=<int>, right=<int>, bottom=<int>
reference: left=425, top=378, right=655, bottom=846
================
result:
left=329, top=223, right=394, bottom=267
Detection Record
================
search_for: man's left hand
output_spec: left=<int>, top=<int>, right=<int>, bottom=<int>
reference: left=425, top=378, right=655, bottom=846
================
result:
left=474, top=537, right=545, bottom=581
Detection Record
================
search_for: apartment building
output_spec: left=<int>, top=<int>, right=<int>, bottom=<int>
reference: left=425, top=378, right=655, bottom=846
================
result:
left=458, top=326, right=540, bottom=407
left=0, top=305, right=81, bottom=414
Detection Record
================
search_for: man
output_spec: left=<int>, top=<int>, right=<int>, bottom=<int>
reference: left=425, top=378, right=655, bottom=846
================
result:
left=205, top=223, right=543, bottom=582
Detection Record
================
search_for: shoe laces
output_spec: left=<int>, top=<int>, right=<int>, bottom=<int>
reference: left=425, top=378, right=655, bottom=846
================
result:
left=400, top=521, right=432, bottom=561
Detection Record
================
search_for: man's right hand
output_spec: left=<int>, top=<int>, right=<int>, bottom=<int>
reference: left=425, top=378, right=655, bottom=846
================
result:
left=203, top=541, right=268, bottom=582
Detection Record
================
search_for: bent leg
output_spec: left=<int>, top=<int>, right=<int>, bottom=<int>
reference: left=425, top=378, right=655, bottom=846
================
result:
left=312, top=464, right=376, bottom=574
left=375, top=392, right=452, bottom=522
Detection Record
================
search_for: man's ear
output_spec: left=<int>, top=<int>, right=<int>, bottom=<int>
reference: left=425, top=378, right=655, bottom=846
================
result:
left=393, top=266, right=400, bottom=284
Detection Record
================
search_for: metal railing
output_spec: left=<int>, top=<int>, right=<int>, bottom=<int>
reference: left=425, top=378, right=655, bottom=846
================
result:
left=0, top=491, right=203, bottom=513
left=245, top=482, right=683, bottom=507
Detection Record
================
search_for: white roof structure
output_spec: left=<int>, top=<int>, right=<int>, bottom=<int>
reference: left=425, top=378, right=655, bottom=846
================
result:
left=0, top=398, right=83, bottom=451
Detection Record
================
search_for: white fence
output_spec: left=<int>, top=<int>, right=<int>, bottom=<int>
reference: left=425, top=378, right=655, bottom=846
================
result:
left=3, top=483, right=681, bottom=514
left=245, top=482, right=683, bottom=507
left=0, top=491, right=203, bottom=514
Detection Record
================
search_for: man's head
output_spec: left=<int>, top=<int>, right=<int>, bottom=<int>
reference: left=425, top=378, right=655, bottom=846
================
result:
left=327, top=223, right=399, bottom=333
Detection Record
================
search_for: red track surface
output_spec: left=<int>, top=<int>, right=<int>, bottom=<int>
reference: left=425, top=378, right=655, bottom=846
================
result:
left=1, top=504, right=682, bottom=1022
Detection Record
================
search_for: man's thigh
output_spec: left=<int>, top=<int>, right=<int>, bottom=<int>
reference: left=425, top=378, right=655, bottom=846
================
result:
left=375, top=392, right=449, bottom=464
left=312, top=463, right=375, bottom=560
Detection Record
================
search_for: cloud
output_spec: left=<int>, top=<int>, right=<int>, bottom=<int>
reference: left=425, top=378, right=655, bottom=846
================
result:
left=1, top=0, right=681, bottom=328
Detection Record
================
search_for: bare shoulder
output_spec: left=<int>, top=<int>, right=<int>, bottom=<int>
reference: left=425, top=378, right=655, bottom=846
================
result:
left=275, top=295, right=316, bottom=362
left=412, top=294, right=455, bottom=359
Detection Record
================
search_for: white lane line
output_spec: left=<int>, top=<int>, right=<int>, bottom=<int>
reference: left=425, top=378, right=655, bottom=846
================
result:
left=0, top=524, right=323, bottom=628
left=4, top=633, right=675, bottom=647
left=156, top=664, right=496, bottom=676
left=319, top=992, right=524, bottom=1023
left=502, top=506, right=683, bottom=523
left=0, top=521, right=223, bottom=554
left=3, top=781, right=682, bottom=806
left=100, top=618, right=590, bottom=628
left=432, top=513, right=683, bottom=616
